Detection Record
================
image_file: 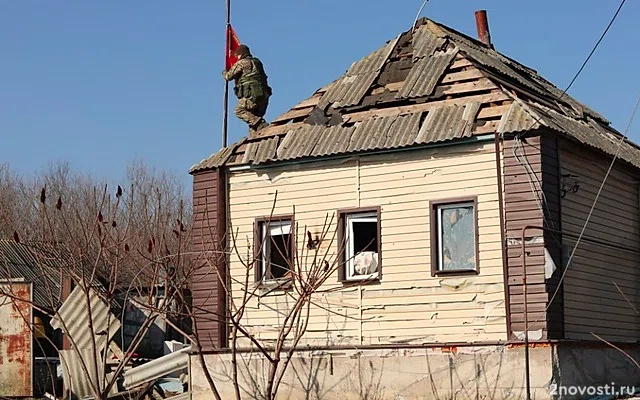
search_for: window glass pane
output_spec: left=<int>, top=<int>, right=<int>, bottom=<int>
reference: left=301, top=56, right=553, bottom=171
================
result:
left=439, top=204, right=475, bottom=271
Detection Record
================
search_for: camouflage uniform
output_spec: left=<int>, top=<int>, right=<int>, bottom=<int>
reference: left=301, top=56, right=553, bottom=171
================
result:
left=223, top=53, right=272, bottom=134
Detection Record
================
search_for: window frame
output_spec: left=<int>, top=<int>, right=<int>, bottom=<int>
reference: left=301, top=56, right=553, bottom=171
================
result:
left=337, top=206, right=382, bottom=283
left=429, top=197, right=479, bottom=277
left=253, top=215, right=295, bottom=284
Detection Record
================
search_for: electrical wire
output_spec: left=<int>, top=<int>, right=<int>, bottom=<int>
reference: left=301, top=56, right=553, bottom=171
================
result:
left=546, top=92, right=640, bottom=316
left=499, top=0, right=631, bottom=342
left=561, top=0, right=627, bottom=99
left=412, top=0, right=431, bottom=33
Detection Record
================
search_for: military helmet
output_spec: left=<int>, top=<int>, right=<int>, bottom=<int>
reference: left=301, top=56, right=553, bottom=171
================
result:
left=235, top=44, right=251, bottom=57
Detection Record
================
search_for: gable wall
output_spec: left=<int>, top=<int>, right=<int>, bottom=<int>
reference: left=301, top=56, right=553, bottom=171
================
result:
left=225, top=141, right=507, bottom=347
left=558, top=138, right=640, bottom=341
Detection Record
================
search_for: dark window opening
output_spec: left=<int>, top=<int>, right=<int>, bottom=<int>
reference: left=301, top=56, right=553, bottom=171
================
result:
left=256, top=219, right=293, bottom=282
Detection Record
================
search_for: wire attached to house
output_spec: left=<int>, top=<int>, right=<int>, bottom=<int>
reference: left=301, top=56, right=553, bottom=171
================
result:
left=546, top=91, right=640, bottom=313
left=411, top=0, right=431, bottom=33
left=500, top=0, right=631, bottom=342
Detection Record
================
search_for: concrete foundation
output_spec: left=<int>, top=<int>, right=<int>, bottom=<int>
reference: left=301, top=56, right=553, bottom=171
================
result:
left=189, top=343, right=640, bottom=399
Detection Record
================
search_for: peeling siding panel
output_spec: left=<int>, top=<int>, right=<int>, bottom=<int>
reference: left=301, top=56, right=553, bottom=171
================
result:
left=226, top=142, right=506, bottom=346
left=559, top=139, right=640, bottom=341
left=0, top=282, right=32, bottom=396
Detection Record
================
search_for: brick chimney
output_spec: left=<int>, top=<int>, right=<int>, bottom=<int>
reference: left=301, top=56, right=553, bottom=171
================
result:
left=475, top=10, right=493, bottom=49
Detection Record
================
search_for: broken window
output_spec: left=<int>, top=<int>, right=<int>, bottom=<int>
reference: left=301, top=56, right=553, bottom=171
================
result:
left=432, top=200, right=477, bottom=274
left=256, top=219, right=293, bottom=282
left=339, top=209, right=380, bottom=281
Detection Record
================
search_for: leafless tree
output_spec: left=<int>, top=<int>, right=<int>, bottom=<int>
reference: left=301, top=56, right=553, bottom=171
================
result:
left=0, top=160, right=193, bottom=399
left=188, top=193, right=371, bottom=400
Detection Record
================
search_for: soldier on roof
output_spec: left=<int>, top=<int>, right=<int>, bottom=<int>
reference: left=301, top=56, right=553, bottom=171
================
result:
left=223, top=44, right=272, bottom=135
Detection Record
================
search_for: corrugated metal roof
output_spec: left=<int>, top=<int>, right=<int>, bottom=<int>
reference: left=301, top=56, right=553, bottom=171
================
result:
left=0, top=240, right=64, bottom=309
left=498, top=100, right=543, bottom=134
left=538, top=107, right=640, bottom=168
left=412, top=24, right=446, bottom=59
left=384, top=112, right=423, bottom=148
left=348, top=116, right=397, bottom=152
left=191, top=17, right=640, bottom=174
left=430, top=20, right=607, bottom=124
left=320, top=36, right=399, bottom=107
left=251, top=136, right=279, bottom=164
left=415, top=103, right=478, bottom=144
left=276, top=125, right=323, bottom=161
left=309, top=125, right=356, bottom=157
left=50, top=285, right=121, bottom=352
left=397, top=49, right=457, bottom=99
left=190, top=139, right=245, bottom=173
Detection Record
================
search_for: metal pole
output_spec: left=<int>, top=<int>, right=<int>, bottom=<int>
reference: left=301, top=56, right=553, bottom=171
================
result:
left=222, top=0, right=231, bottom=148
left=521, top=225, right=531, bottom=400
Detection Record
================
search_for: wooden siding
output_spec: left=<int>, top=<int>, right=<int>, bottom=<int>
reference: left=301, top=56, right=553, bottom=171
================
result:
left=558, top=139, right=640, bottom=341
left=226, top=142, right=507, bottom=346
left=503, top=134, right=563, bottom=340
left=192, top=169, right=227, bottom=350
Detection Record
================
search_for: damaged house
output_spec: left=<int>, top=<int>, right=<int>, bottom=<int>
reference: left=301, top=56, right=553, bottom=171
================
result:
left=189, top=13, right=640, bottom=399
left=0, top=239, right=187, bottom=398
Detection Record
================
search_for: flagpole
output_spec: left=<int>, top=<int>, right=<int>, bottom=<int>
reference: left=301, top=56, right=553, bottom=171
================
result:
left=222, top=0, right=231, bottom=148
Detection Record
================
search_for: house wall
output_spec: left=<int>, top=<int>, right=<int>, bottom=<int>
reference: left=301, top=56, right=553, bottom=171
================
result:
left=502, top=133, right=563, bottom=340
left=558, top=139, right=640, bottom=341
left=225, top=140, right=507, bottom=346
left=192, top=169, right=227, bottom=350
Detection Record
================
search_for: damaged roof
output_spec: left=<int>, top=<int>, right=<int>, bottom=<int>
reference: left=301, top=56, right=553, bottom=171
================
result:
left=191, top=18, right=640, bottom=172
left=0, top=240, right=66, bottom=309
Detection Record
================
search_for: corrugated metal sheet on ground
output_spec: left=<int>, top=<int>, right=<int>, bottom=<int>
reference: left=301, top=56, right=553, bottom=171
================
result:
left=416, top=103, right=479, bottom=144
left=59, top=349, right=116, bottom=399
left=397, top=49, right=457, bottom=99
left=0, top=240, right=63, bottom=309
left=0, top=282, right=32, bottom=396
left=321, top=36, right=399, bottom=107
left=50, top=285, right=120, bottom=352
left=122, top=345, right=191, bottom=389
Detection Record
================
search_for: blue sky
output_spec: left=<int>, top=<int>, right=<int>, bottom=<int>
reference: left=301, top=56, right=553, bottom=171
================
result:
left=1, top=1, right=638, bottom=186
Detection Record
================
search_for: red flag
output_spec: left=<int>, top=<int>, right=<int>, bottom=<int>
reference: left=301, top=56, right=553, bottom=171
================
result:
left=225, top=25, right=241, bottom=70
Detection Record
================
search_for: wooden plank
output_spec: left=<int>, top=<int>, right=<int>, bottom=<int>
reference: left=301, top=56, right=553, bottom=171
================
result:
left=271, top=106, right=316, bottom=123
left=477, top=103, right=512, bottom=119
left=435, top=78, right=498, bottom=97
left=441, top=68, right=486, bottom=84
left=450, top=57, right=474, bottom=69
left=343, top=92, right=510, bottom=123
left=291, top=94, right=322, bottom=110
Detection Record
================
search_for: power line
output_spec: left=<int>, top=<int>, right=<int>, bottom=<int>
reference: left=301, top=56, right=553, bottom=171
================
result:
left=561, top=0, right=627, bottom=98
left=547, top=91, right=640, bottom=314
left=500, top=0, right=632, bottom=346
